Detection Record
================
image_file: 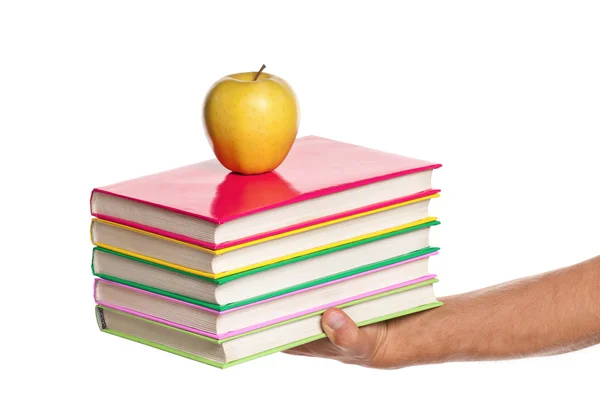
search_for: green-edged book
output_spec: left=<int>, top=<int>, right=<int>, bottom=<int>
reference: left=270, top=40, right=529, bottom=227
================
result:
left=96, top=278, right=443, bottom=368
left=93, top=237, right=439, bottom=312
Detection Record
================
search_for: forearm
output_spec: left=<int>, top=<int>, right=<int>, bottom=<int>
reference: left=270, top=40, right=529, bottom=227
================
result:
left=400, top=255, right=600, bottom=365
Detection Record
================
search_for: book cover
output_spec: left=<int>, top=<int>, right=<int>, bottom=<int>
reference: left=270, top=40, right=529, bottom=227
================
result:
left=91, top=135, right=441, bottom=248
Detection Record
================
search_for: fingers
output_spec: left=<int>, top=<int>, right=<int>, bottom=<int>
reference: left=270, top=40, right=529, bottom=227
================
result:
left=283, top=336, right=340, bottom=356
left=283, top=348, right=311, bottom=357
left=320, top=308, right=376, bottom=360
left=283, top=308, right=380, bottom=365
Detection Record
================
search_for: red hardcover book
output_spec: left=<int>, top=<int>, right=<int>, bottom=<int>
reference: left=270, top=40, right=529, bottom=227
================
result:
left=90, top=135, right=441, bottom=249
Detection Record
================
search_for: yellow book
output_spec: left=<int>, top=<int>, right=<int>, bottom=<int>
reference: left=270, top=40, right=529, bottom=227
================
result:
left=90, top=193, right=439, bottom=279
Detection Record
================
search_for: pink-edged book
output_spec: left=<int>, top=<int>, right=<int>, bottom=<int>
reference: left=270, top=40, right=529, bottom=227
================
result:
left=94, top=251, right=439, bottom=340
left=90, top=135, right=441, bottom=250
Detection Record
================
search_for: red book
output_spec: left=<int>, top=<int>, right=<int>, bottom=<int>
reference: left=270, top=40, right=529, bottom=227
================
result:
left=90, top=135, right=441, bottom=249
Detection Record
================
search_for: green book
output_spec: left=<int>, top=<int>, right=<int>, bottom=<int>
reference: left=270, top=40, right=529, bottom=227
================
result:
left=96, top=278, right=443, bottom=368
left=92, top=243, right=440, bottom=311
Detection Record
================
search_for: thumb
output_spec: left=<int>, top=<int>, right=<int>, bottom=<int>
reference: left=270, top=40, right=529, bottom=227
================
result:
left=321, top=308, right=375, bottom=359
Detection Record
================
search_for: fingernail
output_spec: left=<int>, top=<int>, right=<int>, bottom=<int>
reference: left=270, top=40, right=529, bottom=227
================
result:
left=326, top=311, right=346, bottom=330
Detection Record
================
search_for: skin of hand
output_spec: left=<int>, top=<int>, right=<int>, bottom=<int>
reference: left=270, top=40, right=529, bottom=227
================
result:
left=284, top=255, right=600, bottom=369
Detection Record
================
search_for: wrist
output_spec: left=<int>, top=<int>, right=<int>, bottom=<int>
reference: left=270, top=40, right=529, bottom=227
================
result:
left=429, top=296, right=469, bottom=360
left=386, top=296, right=473, bottom=368
left=414, top=294, right=480, bottom=364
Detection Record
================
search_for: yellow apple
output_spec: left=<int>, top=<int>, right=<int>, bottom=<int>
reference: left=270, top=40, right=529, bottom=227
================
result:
left=202, top=65, right=300, bottom=175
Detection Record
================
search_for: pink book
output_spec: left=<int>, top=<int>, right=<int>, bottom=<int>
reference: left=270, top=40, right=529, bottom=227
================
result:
left=94, top=251, right=439, bottom=340
left=90, top=135, right=441, bottom=249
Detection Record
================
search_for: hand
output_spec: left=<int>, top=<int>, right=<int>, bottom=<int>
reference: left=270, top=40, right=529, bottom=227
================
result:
left=284, top=305, right=446, bottom=369
left=285, top=307, right=390, bottom=368
left=285, top=254, right=600, bottom=368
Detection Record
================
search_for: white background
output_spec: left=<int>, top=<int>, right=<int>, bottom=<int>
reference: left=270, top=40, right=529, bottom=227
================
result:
left=1, top=1, right=598, bottom=397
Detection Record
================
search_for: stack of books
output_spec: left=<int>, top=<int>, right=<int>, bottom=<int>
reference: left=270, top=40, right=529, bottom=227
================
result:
left=90, top=135, right=443, bottom=368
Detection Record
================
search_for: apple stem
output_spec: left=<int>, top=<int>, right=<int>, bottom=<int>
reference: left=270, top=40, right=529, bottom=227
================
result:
left=253, top=64, right=266, bottom=81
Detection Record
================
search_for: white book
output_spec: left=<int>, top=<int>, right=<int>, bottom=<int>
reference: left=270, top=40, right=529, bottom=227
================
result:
left=91, top=167, right=434, bottom=246
left=96, top=282, right=441, bottom=368
left=92, top=225, right=436, bottom=307
left=94, top=255, right=436, bottom=337
left=91, top=197, right=435, bottom=275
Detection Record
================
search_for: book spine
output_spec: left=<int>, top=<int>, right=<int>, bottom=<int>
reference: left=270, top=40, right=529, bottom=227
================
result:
left=92, top=278, right=100, bottom=301
left=95, top=306, right=107, bottom=330
left=89, top=219, right=98, bottom=245
left=90, top=248, right=98, bottom=275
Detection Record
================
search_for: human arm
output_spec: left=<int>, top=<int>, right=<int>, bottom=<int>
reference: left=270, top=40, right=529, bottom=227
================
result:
left=285, top=255, right=600, bottom=369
